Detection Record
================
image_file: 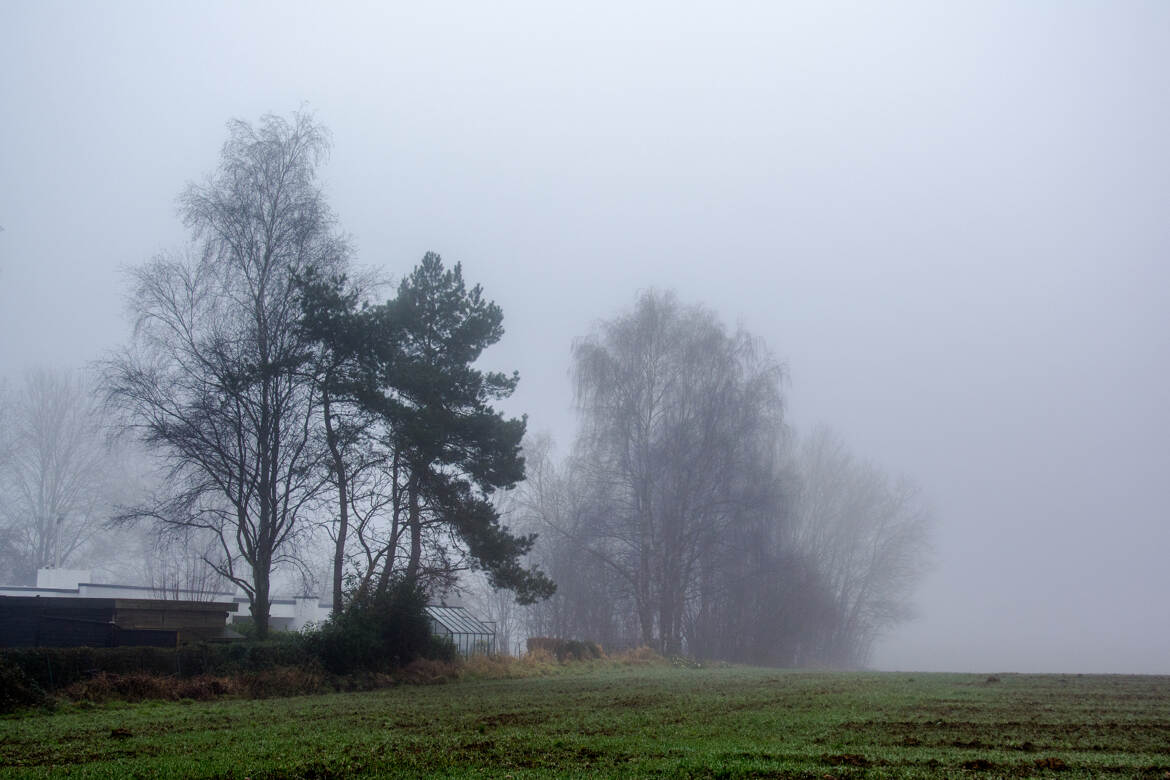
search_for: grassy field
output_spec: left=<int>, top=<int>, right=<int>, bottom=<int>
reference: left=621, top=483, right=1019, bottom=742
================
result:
left=1, top=663, right=1168, bottom=778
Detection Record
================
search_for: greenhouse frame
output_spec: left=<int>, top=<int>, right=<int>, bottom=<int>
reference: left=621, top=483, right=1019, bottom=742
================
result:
left=425, top=605, right=496, bottom=656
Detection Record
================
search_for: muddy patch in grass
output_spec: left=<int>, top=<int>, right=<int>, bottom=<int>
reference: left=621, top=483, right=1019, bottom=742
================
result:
left=823, top=753, right=874, bottom=768
left=1033, top=756, right=1069, bottom=770
left=475, top=710, right=545, bottom=729
left=608, top=692, right=669, bottom=708
left=961, top=758, right=996, bottom=770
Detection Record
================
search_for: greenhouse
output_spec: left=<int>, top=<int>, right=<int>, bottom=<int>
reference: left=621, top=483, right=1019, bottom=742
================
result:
left=425, top=605, right=496, bottom=656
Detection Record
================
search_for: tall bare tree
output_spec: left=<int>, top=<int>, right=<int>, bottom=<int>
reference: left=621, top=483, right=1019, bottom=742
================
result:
left=0, top=369, right=114, bottom=583
left=0, top=381, right=16, bottom=581
left=571, top=290, right=786, bottom=653
left=518, top=297, right=932, bottom=668
left=143, top=525, right=231, bottom=601
left=105, top=112, right=348, bottom=637
left=506, top=435, right=636, bottom=650
left=293, top=269, right=386, bottom=614
left=788, top=426, right=932, bottom=666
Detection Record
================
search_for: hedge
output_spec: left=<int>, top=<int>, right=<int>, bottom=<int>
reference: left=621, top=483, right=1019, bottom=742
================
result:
left=0, top=639, right=314, bottom=697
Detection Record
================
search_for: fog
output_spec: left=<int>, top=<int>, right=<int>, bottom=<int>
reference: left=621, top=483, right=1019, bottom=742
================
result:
left=2, top=1, right=1167, bottom=673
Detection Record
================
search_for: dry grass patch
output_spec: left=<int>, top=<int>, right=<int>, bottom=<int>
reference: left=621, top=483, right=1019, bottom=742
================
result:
left=65, top=672, right=236, bottom=703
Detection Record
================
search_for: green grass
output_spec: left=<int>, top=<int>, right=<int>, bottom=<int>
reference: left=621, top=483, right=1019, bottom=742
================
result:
left=2, top=665, right=1168, bottom=778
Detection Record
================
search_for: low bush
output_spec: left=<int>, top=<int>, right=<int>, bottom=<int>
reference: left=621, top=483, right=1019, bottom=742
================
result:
left=0, top=638, right=314, bottom=696
left=64, top=672, right=236, bottom=703
left=301, top=577, right=451, bottom=675
left=525, top=636, right=604, bottom=662
left=459, top=651, right=567, bottom=679
left=62, top=666, right=330, bottom=704
left=613, top=646, right=665, bottom=665
left=398, top=657, right=460, bottom=685
left=0, top=658, right=46, bottom=711
left=0, top=646, right=183, bottom=692
left=522, top=647, right=555, bottom=665
left=176, top=636, right=314, bottom=677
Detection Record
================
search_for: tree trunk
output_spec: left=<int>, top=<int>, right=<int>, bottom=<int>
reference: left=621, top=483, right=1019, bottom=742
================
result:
left=405, top=475, right=422, bottom=580
left=658, top=572, right=683, bottom=655
left=322, top=390, right=349, bottom=615
left=251, top=562, right=271, bottom=639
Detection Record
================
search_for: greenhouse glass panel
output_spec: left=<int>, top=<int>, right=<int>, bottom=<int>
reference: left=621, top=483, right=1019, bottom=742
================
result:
left=425, top=605, right=496, bottom=656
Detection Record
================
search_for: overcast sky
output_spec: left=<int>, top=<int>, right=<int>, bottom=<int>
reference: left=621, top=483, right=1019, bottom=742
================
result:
left=2, top=1, right=1167, bottom=673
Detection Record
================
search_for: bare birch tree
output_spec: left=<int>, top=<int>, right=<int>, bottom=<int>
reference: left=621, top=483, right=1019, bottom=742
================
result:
left=788, top=426, right=932, bottom=666
left=571, top=290, right=786, bottom=653
left=104, top=112, right=348, bottom=637
left=0, top=368, right=113, bottom=583
left=522, top=297, right=931, bottom=667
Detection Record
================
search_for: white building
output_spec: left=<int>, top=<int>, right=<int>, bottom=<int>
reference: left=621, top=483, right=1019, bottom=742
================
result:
left=0, top=569, right=332, bottom=632
left=3, top=570, right=498, bottom=654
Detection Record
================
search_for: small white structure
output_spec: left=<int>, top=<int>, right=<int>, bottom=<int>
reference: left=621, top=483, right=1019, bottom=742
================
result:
left=35, top=568, right=94, bottom=590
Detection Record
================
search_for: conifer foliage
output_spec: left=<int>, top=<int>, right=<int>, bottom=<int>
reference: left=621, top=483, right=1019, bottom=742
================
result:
left=296, top=254, right=554, bottom=609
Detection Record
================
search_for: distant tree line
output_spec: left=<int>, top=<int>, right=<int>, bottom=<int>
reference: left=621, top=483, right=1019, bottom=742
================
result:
left=0, top=369, right=126, bottom=583
left=506, top=292, right=931, bottom=668
left=0, top=368, right=227, bottom=594
left=1, top=111, right=930, bottom=667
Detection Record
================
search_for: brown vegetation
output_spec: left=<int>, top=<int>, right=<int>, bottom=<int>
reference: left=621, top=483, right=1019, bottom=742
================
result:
left=5, top=646, right=669, bottom=712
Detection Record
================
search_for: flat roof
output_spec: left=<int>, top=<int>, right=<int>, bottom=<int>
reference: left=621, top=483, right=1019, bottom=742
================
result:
left=0, top=595, right=239, bottom=612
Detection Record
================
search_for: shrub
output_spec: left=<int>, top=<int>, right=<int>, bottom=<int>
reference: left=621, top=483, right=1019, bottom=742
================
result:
left=302, top=577, right=439, bottom=674
left=612, top=646, right=665, bottom=665
left=525, top=637, right=604, bottom=662
left=0, top=639, right=317, bottom=690
left=190, top=636, right=314, bottom=676
left=61, top=667, right=329, bottom=704
left=64, top=672, right=223, bottom=703
left=0, top=658, right=46, bottom=712
left=425, top=633, right=458, bottom=663
left=0, top=646, right=183, bottom=692
left=459, top=652, right=559, bottom=680
left=522, top=647, right=555, bottom=665
left=399, top=657, right=460, bottom=685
